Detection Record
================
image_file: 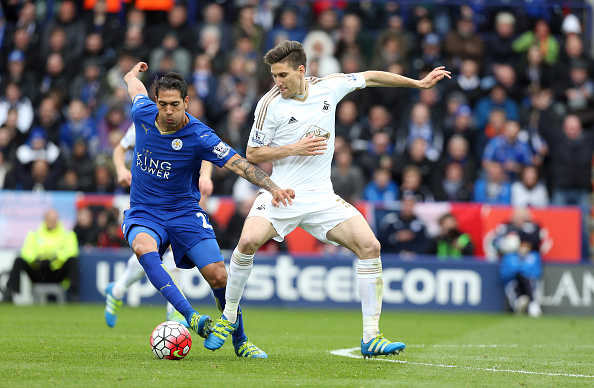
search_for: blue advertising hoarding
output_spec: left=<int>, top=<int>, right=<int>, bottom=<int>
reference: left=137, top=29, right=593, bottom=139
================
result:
left=79, top=249, right=506, bottom=312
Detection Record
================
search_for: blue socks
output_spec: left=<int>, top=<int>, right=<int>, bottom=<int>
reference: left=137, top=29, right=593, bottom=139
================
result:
left=138, top=252, right=192, bottom=315
left=182, top=307, right=198, bottom=325
left=212, top=287, right=246, bottom=343
left=138, top=251, right=247, bottom=343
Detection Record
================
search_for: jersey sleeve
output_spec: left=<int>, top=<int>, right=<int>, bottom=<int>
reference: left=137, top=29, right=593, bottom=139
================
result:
left=195, top=127, right=237, bottom=167
left=131, top=94, right=156, bottom=120
left=323, top=73, right=367, bottom=101
left=247, top=94, right=278, bottom=148
left=119, top=123, right=136, bottom=149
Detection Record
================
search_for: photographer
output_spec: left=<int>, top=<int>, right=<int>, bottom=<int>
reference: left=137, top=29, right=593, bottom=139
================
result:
left=431, top=213, right=474, bottom=260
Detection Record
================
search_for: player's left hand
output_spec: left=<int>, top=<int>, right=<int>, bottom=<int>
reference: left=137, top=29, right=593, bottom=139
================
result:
left=134, top=62, right=148, bottom=73
left=271, top=188, right=295, bottom=207
left=419, top=66, right=451, bottom=89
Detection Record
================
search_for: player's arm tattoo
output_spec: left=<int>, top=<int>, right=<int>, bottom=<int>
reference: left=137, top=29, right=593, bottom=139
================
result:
left=230, top=157, right=280, bottom=192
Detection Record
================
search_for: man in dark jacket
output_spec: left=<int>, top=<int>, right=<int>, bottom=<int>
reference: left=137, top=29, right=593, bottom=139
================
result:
left=377, top=193, right=431, bottom=257
left=540, top=114, right=594, bottom=259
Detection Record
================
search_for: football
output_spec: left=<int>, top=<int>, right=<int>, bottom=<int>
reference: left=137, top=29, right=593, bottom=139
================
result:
left=150, top=321, right=192, bottom=360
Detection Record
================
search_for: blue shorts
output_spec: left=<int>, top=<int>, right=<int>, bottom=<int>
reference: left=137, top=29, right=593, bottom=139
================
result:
left=123, top=206, right=220, bottom=269
left=185, top=238, right=224, bottom=270
left=126, top=225, right=170, bottom=258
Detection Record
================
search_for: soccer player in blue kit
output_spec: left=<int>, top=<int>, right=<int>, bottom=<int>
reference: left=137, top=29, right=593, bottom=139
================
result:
left=123, top=61, right=295, bottom=358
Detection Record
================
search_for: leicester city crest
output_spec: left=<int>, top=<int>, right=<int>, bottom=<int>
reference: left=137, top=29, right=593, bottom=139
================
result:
left=172, top=138, right=183, bottom=150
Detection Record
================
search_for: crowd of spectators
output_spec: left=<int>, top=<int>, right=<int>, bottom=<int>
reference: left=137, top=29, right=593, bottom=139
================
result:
left=0, top=1, right=592, bottom=252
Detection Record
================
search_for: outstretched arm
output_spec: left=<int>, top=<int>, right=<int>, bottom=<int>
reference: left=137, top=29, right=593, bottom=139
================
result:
left=224, top=154, right=295, bottom=206
left=246, top=134, right=327, bottom=164
left=124, top=62, right=149, bottom=100
left=362, top=66, right=451, bottom=89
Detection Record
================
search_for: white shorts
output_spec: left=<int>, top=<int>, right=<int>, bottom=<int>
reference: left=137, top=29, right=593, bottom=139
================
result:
left=247, top=190, right=362, bottom=245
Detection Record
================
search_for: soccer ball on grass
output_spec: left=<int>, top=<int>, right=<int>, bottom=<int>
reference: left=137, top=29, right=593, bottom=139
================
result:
left=150, top=321, right=192, bottom=360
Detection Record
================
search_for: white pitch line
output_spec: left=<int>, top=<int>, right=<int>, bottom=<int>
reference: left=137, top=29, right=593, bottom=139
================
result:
left=407, top=344, right=594, bottom=349
left=407, top=344, right=518, bottom=348
left=330, top=348, right=594, bottom=379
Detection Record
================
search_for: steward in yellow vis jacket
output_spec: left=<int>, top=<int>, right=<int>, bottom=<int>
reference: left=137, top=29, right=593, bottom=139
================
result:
left=5, top=209, right=79, bottom=302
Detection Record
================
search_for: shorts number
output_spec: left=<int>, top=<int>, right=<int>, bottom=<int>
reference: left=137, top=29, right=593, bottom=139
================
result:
left=196, top=212, right=213, bottom=229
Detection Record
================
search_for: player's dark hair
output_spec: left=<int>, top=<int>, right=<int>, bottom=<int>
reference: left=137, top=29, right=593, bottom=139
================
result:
left=263, top=40, right=307, bottom=70
left=153, top=72, right=188, bottom=99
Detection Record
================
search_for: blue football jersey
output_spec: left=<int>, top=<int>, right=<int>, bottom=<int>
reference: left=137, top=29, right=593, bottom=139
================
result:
left=129, top=94, right=235, bottom=209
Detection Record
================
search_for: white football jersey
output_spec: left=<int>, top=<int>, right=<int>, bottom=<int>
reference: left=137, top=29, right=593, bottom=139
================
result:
left=119, top=123, right=136, bottom=150
left=248, top=73, right=366, bottom=191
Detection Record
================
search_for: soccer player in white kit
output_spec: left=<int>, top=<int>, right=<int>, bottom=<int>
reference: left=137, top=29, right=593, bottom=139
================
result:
left=204, top=40, right=451, bottom=357
left=104, top=123, right=213, bottom=328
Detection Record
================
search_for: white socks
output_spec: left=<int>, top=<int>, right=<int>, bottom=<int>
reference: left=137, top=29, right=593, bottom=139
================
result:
left=358, top=257, right=383, bottom=343
left=112, top=254, right=146, bottom=299
left=223, top=247, right=254, bottom=323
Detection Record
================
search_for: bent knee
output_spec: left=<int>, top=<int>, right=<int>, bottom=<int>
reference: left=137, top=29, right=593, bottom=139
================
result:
left=359, top=237, right=381, bottom=259
left=131, top=232, right=160, bottom=256
left=238, top=234, right=265, bottom=255
left=206, top=271, right=228, bottom=289
left=132, top=241, right=156, bottom=257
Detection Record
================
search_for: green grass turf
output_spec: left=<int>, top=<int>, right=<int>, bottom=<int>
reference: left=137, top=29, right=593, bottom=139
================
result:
left=0, top=304, right=593, bottom=387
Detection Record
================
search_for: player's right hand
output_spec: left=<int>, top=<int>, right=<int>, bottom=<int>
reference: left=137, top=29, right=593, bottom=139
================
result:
left=271, top=188, right=295, bottom=207
left=419, top=66, right=451, bottom=89
left=292, top=134, right=327, bottom=156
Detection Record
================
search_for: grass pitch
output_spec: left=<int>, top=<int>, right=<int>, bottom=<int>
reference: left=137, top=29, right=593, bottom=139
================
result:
left=0, top=304, right=593, bottom=387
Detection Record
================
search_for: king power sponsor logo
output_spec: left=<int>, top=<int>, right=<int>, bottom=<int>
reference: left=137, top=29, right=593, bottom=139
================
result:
left=94, top=256, right=485, bottom=308
left=136, top=149, right=172, bottom=179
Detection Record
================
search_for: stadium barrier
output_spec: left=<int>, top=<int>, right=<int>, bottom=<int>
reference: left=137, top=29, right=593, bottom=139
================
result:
left=1, top=248, right=591, bottom=315
left=540, top=264, right=594, bottom=315
left=79, top=250, right=505, bottom=312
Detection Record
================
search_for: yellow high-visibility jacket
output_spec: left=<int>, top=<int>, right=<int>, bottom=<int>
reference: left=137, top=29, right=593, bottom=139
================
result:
left=20, top=222, right=79, bottom=271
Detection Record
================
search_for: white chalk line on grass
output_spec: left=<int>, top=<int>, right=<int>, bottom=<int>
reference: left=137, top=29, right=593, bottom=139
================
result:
left=407, top=344, right=594, bottom=349
left=330, top=347, right=594, bottom=379
left=408, top=344, right=518, bottom=348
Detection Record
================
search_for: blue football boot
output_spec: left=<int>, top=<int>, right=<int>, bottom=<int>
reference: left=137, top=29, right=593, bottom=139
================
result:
left=204, top=314, right=239, bottom=350
left=361, top=334, right=405, bottom=358
left=233, top=338, right=268, bottom=358
left=189, top=313, right=212, bottom=338
left=104, top=282, right=123, bottom=328
left=166, top=310, right=190, bottom=328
